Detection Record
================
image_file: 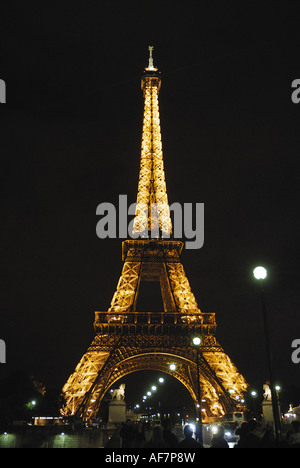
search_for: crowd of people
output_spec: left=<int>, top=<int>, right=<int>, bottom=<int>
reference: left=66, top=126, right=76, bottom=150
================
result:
left=234, top=419, right=300, bottom=448
left=119, top=420, right=202, bottom=448
left=113, top=418, right=300, bottom=449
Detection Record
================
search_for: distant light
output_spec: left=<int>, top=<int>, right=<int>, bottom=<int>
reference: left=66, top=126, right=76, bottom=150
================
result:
left=31, top=400, right=36, bottom=406
left=169, top=364, right=176, bottom=371
left=192, top=337, right=201, bottom=346
left=147, top=391, right=151, bottom=396
left=158, top=377, right=164, bottom=383
left=253, top=266, right=267, bottom=280
left=61, top=432, right=65, bottom=436
left=211, top=425, right=218, bottom=434
left=275, top=385, right=281, bottom=391
left=251, top=390, right=257, bottom=397
left=188, top=423, right=196, bottom=435
left=151, top=385, right=157, bottom=391
left=228, top=388, right=235, bottom=394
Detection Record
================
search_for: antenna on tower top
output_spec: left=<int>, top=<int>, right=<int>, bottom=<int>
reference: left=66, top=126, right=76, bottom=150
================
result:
left=146, top=45, right=157, bottom=71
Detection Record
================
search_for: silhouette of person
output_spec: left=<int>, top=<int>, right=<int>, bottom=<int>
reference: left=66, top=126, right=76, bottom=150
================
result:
left=133, top=421, right=146, bottom=448
left=177, top=424, right=203, bottom=448
left=162, top=420, right=178, bottom=448
left=210, top=426, right=229, bottom=448
left=235, top=419, right=262, bottom=448
left=120, top=419, right=136, bottom=448
left=289, top=421, right=300, bottom=447
left=145, top=426, right=170, bottom=448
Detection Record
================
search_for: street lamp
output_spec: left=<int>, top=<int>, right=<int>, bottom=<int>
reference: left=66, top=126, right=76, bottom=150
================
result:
left=253, top=265, right=281, bottom=444
left=192, top=336, right=201, bottom=347
left=253, top=266, right=267, bottom=280
left=169, top=364, right=176, bottom=371
left=192, top=336, right=203, bottom=444
left=249, top=389, right=258, bottom=418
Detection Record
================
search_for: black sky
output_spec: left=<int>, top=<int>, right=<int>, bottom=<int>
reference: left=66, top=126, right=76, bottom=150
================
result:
left=1, top=2, right=300, bottom=399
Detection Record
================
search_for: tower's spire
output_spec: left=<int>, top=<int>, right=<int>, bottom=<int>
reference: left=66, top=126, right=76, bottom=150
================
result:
left=146, top=45, right=156, bottom=71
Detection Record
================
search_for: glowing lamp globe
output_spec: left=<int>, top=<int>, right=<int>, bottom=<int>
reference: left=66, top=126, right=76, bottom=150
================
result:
left=253, top=266, right=267, bottom=280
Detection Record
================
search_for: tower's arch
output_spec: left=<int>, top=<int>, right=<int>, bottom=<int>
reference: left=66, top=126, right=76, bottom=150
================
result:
left=68, top=346, right=241, bottom=422
left=103, top=368, right=197, bottom=420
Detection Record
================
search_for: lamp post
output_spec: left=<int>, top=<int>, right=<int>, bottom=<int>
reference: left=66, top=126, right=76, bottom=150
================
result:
left=253, top=266, right=281, bottom=444
left=249, top=390, right=258, bottom=418
left=192, top=336, right=203, bottom=444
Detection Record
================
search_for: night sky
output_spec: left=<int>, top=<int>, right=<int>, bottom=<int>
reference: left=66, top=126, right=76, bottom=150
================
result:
left=1, top=2, right=300, bottom=404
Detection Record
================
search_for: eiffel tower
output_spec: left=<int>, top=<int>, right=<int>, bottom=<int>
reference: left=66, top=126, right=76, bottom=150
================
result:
left=61, top=47, right=248, bottom=422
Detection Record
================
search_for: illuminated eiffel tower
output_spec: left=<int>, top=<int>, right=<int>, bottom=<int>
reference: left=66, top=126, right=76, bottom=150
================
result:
left=61, top=47, right=248, bottom=421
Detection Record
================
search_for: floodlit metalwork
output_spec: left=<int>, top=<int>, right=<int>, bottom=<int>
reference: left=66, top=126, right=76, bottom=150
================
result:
left=61, top=47, right=248, bottom=422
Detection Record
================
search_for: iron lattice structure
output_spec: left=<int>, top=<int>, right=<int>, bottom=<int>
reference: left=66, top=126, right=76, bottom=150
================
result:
left=61, top=48, right=248, bottom=422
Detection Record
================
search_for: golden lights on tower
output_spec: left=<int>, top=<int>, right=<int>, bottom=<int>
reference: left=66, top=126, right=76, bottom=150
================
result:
left=60, top=47, right=248, bottom=422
